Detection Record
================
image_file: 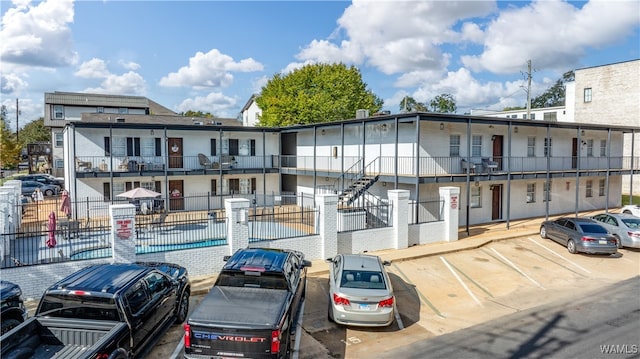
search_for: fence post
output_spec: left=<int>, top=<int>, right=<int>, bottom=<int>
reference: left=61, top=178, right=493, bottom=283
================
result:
left=109, top=204, right=136, bottom=263
left=439, top=186, right=460, bottom=242
left=387, top=189, right=410, bottom=249
left=225, top=198, right=250, bottom=255
left=316, top=193, right=338, bottom=260
left=0, top=191, right=16, bottom=266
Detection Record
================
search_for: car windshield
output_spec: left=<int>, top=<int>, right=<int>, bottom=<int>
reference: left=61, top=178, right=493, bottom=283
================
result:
left=340, top=270, right=386, bottom=290
left=621, top=218, right=640, bottom=229
left=579, top=224, right=608, bottom=234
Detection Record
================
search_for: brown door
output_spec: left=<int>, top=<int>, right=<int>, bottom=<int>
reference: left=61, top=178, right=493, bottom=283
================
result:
left=491, top=185, right=502, bottom=220
left=169, top=180, right=184, bottom=211
left=168, top=138, right=183, bottom=168
left=492, top=135, right=503, bottom=170
left=571, top=138, right=578, bottom=169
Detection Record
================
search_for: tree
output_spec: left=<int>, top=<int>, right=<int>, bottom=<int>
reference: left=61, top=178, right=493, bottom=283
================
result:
left=181, top=110, right=215, bottom=118
left=256, top=63, right=383, bottom=126
left=19, top=118, right=50, bottom=144
left=0, top=106, right=22, bottom=169
left=531, top=70, right=574, bottom=108
left=399, top=96, right=428, bottom=112
left=429, top=93, right=457, bottom=113
left=503, top=106, right=525, bottom=111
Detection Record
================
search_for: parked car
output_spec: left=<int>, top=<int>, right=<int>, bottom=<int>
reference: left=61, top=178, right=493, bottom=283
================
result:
left=539, top=217, right=618, bottom=254
left=326, top=254, right=395, bottom=327
left=16, top=174, right=64, bottom=188
left=1, top=280, right=28, bottom=335
left=20, top=180, right=59, bottom=196
left=591, top=213, right=640, bottom=249
left=621, top=204, right=640, bottom=217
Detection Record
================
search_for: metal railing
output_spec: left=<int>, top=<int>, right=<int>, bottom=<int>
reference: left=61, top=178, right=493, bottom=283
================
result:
left=337, top=195, right=391, bottom=232
left=409, top=199, right=444, bottom=224
left=249, top=206, right=318, bottom=242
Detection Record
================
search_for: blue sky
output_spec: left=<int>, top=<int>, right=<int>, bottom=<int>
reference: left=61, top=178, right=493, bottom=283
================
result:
left=1, top=0, right=639, bottom=127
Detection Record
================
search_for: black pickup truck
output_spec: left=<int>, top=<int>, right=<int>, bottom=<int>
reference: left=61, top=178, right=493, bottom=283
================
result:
left=184, top=248, right=311, bottom=359
left=1, top=280, right=28, bottom=335
left=0, top=262, right=190, bottom=359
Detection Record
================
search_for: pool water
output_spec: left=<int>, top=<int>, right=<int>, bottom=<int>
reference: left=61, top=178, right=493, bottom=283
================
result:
left=70, top=238, right=227, bottom=260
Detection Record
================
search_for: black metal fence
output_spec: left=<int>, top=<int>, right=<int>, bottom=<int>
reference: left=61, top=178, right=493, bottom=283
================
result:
left=409, top=199, right=444, bottom=224
left=337, top=200, right=392, bottom=232
left=249, top=206, right=318, bottom=242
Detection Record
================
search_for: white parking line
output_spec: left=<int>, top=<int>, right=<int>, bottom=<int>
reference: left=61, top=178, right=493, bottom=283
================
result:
left=527, top=237, right=592, bottom=274
left=393, top=301, right=405, bottom=330
left=171, top=334, right=184, bottom=359
left=490, top=248, right=545, bottom=289
left=291, top=299, right=305, bottom=359
left=440, top=256, right=483, bottom=306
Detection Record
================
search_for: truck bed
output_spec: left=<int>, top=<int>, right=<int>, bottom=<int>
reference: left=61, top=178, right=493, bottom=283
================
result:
left=188, top=286, right=290, bottom=329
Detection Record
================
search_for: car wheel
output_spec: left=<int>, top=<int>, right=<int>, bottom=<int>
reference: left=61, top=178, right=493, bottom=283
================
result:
left=615, top=235, right=623, bottom=249
left=1, top=318, right=22, bottom=335
left=623, top=210, right=632, bottom=214
left=540, top=226, right=548, bottom=239
left=567, top=239, right=577, bottom=254
left=44, top=189, right=54, bottom=196
left=327, top=298, right=334, bottom=323
left=175, top=290, right=190, bottom=324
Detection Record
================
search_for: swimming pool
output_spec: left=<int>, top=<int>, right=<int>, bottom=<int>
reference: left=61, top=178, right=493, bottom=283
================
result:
left=70, top=238, right=227, bottom=260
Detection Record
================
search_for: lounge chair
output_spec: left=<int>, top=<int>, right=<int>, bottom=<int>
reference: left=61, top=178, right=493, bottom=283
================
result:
left=76, top=157, right=92, bottom=171
left=461, top=158, right=475, bottom=174
left=198, top=153, right=213, bottom=170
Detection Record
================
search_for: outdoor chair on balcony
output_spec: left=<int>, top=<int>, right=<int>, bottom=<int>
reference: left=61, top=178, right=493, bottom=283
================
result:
left=118, top=157, right=130, bottom=171
left=75, top=157, right=92, bottom=172
left=482, top=157, right=499, bottom=173
left=461, top=158, right=475, bottom=174
left=198, top=153, right=213, bottom=170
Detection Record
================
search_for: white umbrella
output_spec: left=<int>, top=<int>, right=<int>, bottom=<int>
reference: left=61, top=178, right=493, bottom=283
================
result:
left=116, top=187, right=161, bottom=199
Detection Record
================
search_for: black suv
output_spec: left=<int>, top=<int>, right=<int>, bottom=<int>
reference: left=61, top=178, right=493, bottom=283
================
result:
left=1, top=280, right=28, bottom=335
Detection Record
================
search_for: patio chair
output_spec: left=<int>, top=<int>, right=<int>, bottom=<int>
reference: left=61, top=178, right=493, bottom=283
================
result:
left=76, top=157, right=92, bottom=171
left=198, top=153, right=213, bottom=170
left=461, top=158, right=475, bottom=174
left=147, top=212, right=168, bottom=233
left=118, top=157, right=130, bottom=171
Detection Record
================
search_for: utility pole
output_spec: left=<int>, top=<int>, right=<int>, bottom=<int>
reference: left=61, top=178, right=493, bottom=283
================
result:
left=16, top=98, right=19, bottom=141
left=526, top=60, right=532, bottom=120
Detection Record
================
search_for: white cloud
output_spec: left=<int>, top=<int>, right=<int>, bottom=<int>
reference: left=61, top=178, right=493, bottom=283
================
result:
left=251, top=76, right=269, bottom=94
left=119, top=60, right=141, bottom=71
left=1, top=73, right=29, bottom=94
left=0, top=0, right=78, bottom=68
left=461, top=0, right=640, bottom=74
left=159, top=49, right=264, bottom=88
left=75, top=58, right=110, bottom=78
left=84, top=71, right=147, bottom=96
left=176, top=92, right=238, bottom=117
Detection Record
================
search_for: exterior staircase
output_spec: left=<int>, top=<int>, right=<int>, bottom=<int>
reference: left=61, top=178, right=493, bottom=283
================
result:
left=336, top=158, right=381, bottom=207
left=338, top=175, right=379, bottom=206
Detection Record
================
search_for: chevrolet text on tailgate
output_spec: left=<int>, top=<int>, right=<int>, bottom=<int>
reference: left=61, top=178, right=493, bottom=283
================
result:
left=184, top=248, right=311, bottom=359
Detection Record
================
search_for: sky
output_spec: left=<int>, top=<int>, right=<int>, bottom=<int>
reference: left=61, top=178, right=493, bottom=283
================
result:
left=1, top=0, right=639, bottom=128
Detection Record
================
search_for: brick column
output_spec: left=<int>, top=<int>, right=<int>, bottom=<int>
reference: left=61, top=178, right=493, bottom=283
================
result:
left=110, top=204, right=136, bottom=263
left=388, top=189, right=410, bottom=249
left=225, top=198, right=250, bottom=255
left=0, top=191, right=15, bottom=266
left=317, top=193, right=338, bottom=259
left=439, top=186, right=460, bottom=242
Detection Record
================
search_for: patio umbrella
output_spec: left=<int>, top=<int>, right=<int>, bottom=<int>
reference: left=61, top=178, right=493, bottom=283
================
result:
left=116, top=187, right=161, bottom=199
left=60, top=190, right=71, bottom=218
left=47, top=211, right=57, bottom=248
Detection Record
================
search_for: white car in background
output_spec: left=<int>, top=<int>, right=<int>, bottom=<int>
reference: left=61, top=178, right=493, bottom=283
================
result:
left=621, top=204, right=640, bottom=217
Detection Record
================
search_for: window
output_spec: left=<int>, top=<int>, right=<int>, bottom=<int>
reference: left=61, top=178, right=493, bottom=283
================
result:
left=104, top=137, right=111, bottom=156
left=586, top=180, right=593, bottom=198
left=544, top=138, right=552, bottom=157
left=141, top=138, right=155, bottom=157
left=126, top=137, right=141, bottom=156
left=229, top=139, right=239, bottom=156
left=586, top=139, right=594, bottom=157
left=449, top=135, right=460, bottom=157
left=112, top=137, right=126, bottom=156
left=103, top=182, right=111, bottom=201
left=543, top=181, right=552, bottom=202
left=599, top=179, right=605, bottom=196
left=55, top=133, right=64, bottom=147
left=526, top=184, right=536, bottom=203
left=125, top=281, right=149, bottom=315
left=527, top=137, right=536, bottom=157
left=543, top=112, right=557, bottom=122
left=470, top=186, right=481, bottom=208
left=471, top=135, right=482, bottom=157
left=53, top=105, right=64, bottom=119
left=250, top=139, right=256, bottom=156
left=113, top=182, right=125, bottom=195
left=97, top=107, right=104, bottom=113
left=530, top=113, right=536, bottom=120
left=600, top=140, right=607, bottom=157
left=584, top=88, right=592, bottom=102
left=55, top=159, right=64, bottom=169
left=228, top=178, right=240, bottom=194
left=522, top=114, right=527, bottom=120
left=145, top=272, right=169, bottom=298
left=211, top=179, right=217, bottom=195
left=118, top=107, right=128, bottom=114
left=210, top=138, right=217, bottom=156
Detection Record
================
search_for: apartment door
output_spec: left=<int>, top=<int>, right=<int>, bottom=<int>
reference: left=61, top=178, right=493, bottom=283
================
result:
left=491, top=185, right=502, bottom=220
left=492, top=135, right=503, bottom=170
left=572, top=138, right=578, bottom=169
left=169, top=180, right=184, bottom=211
left=168, top=138, right=183, bottom=168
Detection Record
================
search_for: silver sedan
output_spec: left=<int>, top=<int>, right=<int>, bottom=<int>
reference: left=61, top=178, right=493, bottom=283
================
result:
left=326, top=254, right=395, bottom=327
left=539, top=217, right=617, bottom=255
left=592, top=213, right=640, bottom=249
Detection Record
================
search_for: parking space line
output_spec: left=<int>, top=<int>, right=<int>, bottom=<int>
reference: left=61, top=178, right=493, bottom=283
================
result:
left=489, top=248, right=545, bottom=289
left=517, top=240, right=588, bottom=277
left=291, top=299, right=305, bottom=359
left=171, top=334, right=184, bottom=359
left=390, top=263, right=445, bottom=318
left=445, top=259, right=494, bottom=298
left=393, top=301, right=405, bottom=330
left=527, top=237, right=591, bottom=274
left=440, top=256, right=483, bottom=306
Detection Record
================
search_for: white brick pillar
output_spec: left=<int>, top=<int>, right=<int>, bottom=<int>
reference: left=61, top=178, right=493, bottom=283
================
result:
left=317, top=193, right=338, bottom=260
left=439, top=186, right=460, bottom=242
left=0, top=191, right=15, bottom=266
left=110, top=204, right=136, bottom=263
left=226, top=198, right=250, bottom=255
left=388, top=189, right=410, bottom=249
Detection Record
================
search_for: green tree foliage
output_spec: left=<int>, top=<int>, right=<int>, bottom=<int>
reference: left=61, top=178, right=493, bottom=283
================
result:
left=0, top=106, right=22, bottom=169
left=531, top=70, right=574, bottom=108
left=181, top=110, right=215, bottom=118
left=399, top=96, right=428, bottom=112
left=256, top=63, right=383, bottom=126
left=429, top=93, right=457, bottom=113
left=19, top=118, right=50, bottom=144
left=502, top=106, right=526, bottom=111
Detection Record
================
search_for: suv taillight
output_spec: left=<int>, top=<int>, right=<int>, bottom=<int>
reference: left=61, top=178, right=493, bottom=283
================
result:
left=271, top=330, right=280, bottom=353
left=378, top=296, right=394, bottom=308
left=333, top=293, right=350, bottom=306
left=183, top=323, right=191, bottom=348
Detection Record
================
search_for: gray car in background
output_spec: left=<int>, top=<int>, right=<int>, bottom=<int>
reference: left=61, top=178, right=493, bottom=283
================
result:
left=539, top=217, right=618, bottom=255
left=592, top=213, right=640, bottom=249
left=20, top=180, right=59, bottom=197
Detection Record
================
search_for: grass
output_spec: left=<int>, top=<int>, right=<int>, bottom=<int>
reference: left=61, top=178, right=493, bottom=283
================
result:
left=621, top=194, right=640, bottom=206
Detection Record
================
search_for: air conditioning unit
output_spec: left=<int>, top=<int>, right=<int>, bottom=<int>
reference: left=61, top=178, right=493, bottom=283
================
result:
left=356, top=109, right=369, bottom=119
left=193, top=121, right=204, bottom=126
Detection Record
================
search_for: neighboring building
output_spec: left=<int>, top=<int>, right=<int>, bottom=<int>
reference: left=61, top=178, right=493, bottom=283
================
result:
left=471, top=59, right=640, bottom=196
left=239, top=94, right=262, bottom=127
left=44, top=92, right=177, bottom=177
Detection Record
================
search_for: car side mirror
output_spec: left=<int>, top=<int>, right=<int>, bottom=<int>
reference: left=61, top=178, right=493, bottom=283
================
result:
left=302, top=260, right=312, bottom=268
left=382, top=260, right=391, bottom=266
left=223, top=255, right=231, bottom=261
